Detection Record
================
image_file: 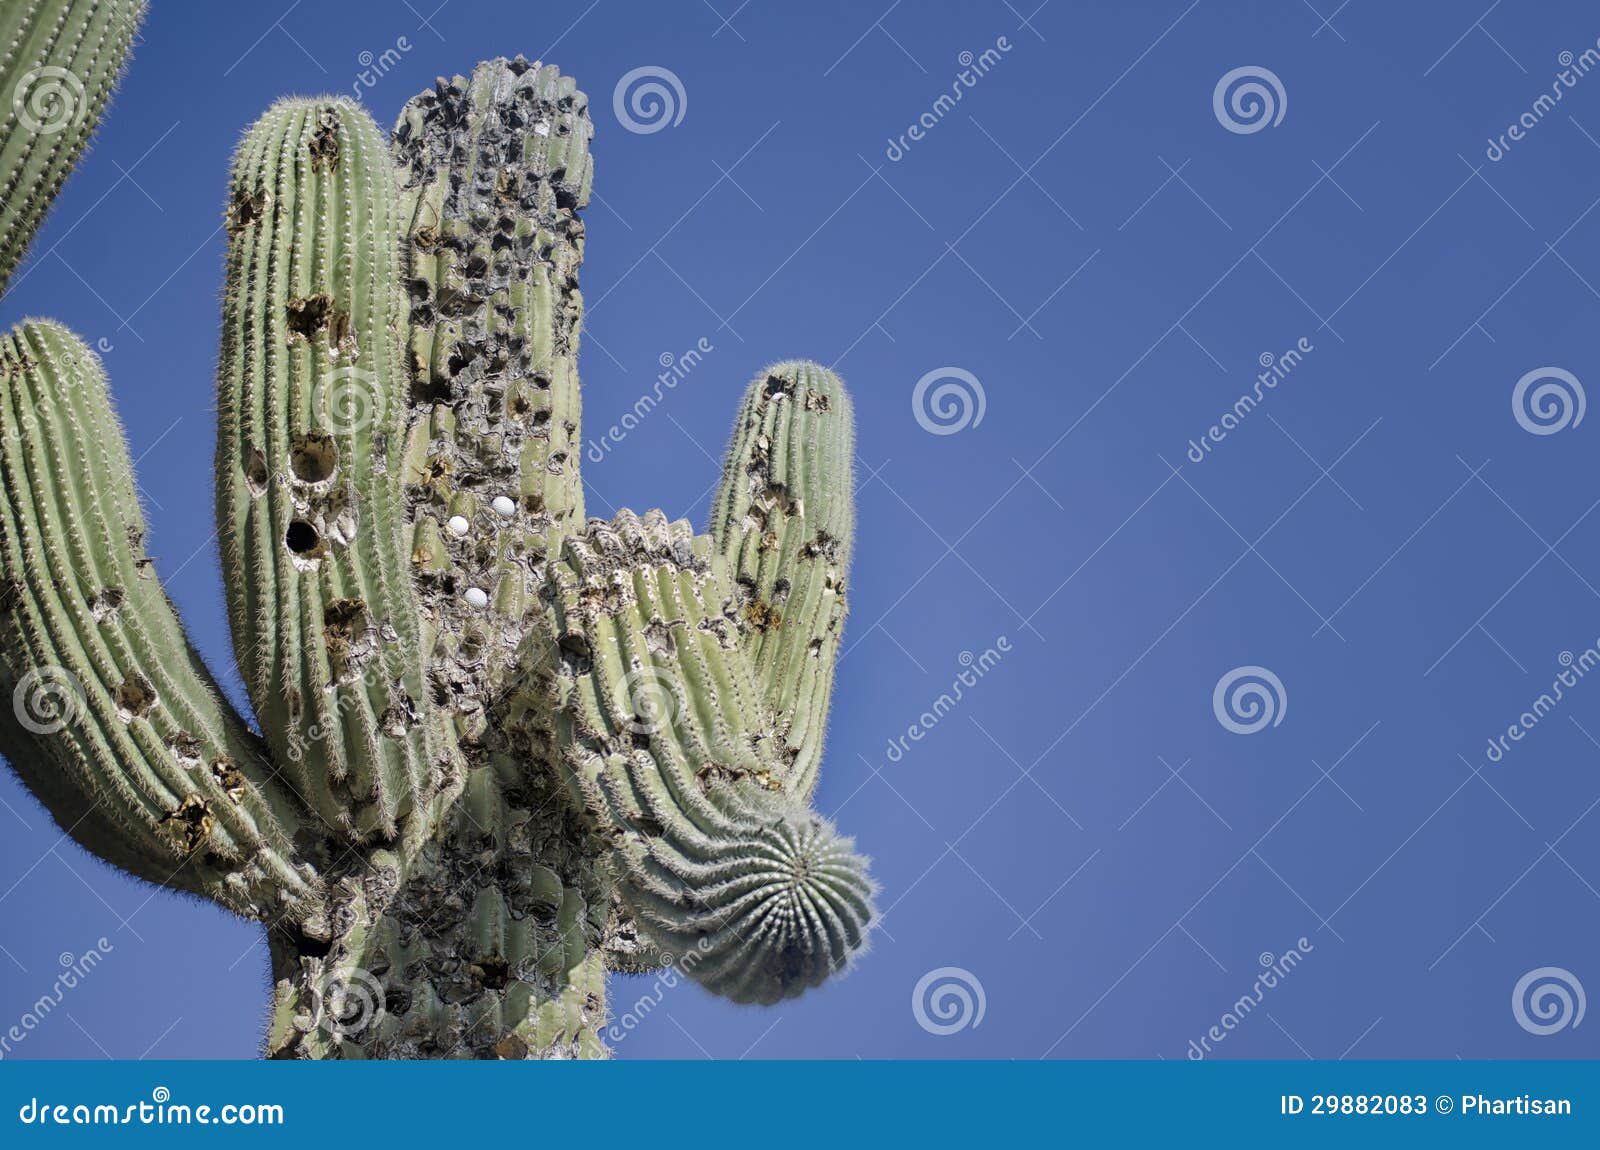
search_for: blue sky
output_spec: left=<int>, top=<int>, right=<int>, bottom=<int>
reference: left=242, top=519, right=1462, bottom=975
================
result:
left=3, top=0, right=1600, bottom=1059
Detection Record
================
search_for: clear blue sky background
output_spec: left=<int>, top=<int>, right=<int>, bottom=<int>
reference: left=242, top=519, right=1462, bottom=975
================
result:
left=3, top=0, right=1600, bottom=1060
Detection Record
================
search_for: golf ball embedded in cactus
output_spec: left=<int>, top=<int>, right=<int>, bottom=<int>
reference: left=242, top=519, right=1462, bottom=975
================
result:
left=0, top=6, right=875, bottom=1059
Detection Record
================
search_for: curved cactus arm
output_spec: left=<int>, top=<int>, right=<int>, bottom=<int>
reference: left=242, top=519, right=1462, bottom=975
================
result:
left=521, top=509, right=874, bottom=1004
left=0, top=0, right=144, bottom=293
left=216, top=98, right=462, bottom=846
left=392, top=58, right=593, bottom=728
left=709, top=362, right=854, bottom=797
left=0, top=320, right=319, bottom=922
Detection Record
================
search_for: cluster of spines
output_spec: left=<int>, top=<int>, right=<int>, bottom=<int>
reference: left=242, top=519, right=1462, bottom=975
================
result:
left=393, top=59, right=593, bottom=720
left=0, top=0, right=143, bottom=291
left=536, top=498, right=874, bottom=1004
left=711, top=362, right=854, bottom=796
left=0, top=321, right=313, bottom=918
left=215, top=98, right=457, bottom=845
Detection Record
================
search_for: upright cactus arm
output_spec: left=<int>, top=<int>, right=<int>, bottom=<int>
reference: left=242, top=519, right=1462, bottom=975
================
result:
left=0, top=321, right=319, bottom=922
left=0, top=0, right=144, bottom=292
left=392, top=59, right=592, bottom=729
left=710, top=363, right=854, bottom=797
left=216, top=98, right=460, bottom=847
left=524, top=505, right=874, bottom=1005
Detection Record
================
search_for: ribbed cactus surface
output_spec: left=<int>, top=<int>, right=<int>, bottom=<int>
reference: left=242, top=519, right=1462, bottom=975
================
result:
left=0, top=0, right=143, bottom=291
left=0, top=5, right=874, bottom=1059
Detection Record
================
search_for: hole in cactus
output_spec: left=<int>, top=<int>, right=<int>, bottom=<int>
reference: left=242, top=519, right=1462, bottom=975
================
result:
left=88, top=587, right=125, bottom=622
left=289, top=433, right=337, bottom=483
left=308, top=109, right=341, bottom=166
left=284, top=294, right=351, bottom=347
left=165, top=730, right=204, bottom=765
left=285, top=520, right=322, bottom=555
left=226, top=186, right=270, bottom=232
left=114, top=674, right=157, bottom=720
left=243, top=446, right=268, bottom=495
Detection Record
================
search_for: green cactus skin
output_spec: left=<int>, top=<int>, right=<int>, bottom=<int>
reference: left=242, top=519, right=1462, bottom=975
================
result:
left=0, top=322, right=315, bottom=919
left=0, top=35, right=875, bottom=1057
left=216, top=99, right=459, bottom=845
left=711, top=363, right=854, bottom=798
left=0, top=0, right=143, bottom=292
left=527, top=507, right=874, bottom=1004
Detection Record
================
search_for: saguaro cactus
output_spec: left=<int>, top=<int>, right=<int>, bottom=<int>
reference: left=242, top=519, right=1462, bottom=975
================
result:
left=0, top=8, right=873, bottom=1059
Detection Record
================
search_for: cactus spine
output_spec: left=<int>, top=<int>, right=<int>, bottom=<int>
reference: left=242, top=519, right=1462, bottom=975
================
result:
left=0, top=0, right=143, bottom=292
left=0, top=4, right=874, bottom=1059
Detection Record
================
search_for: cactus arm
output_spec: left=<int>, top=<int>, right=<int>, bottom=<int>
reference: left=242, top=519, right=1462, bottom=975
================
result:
left=526, top=509, right=874, bottom=1004
left=0, top=0, right=143, bottom=292
left=709, top=363, right=854, bottom=797
left=216, top=99, right=458, bottom=845
left=0, top=320, right=318, bottom=920
left=392, top=59, right=592, bottom=724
